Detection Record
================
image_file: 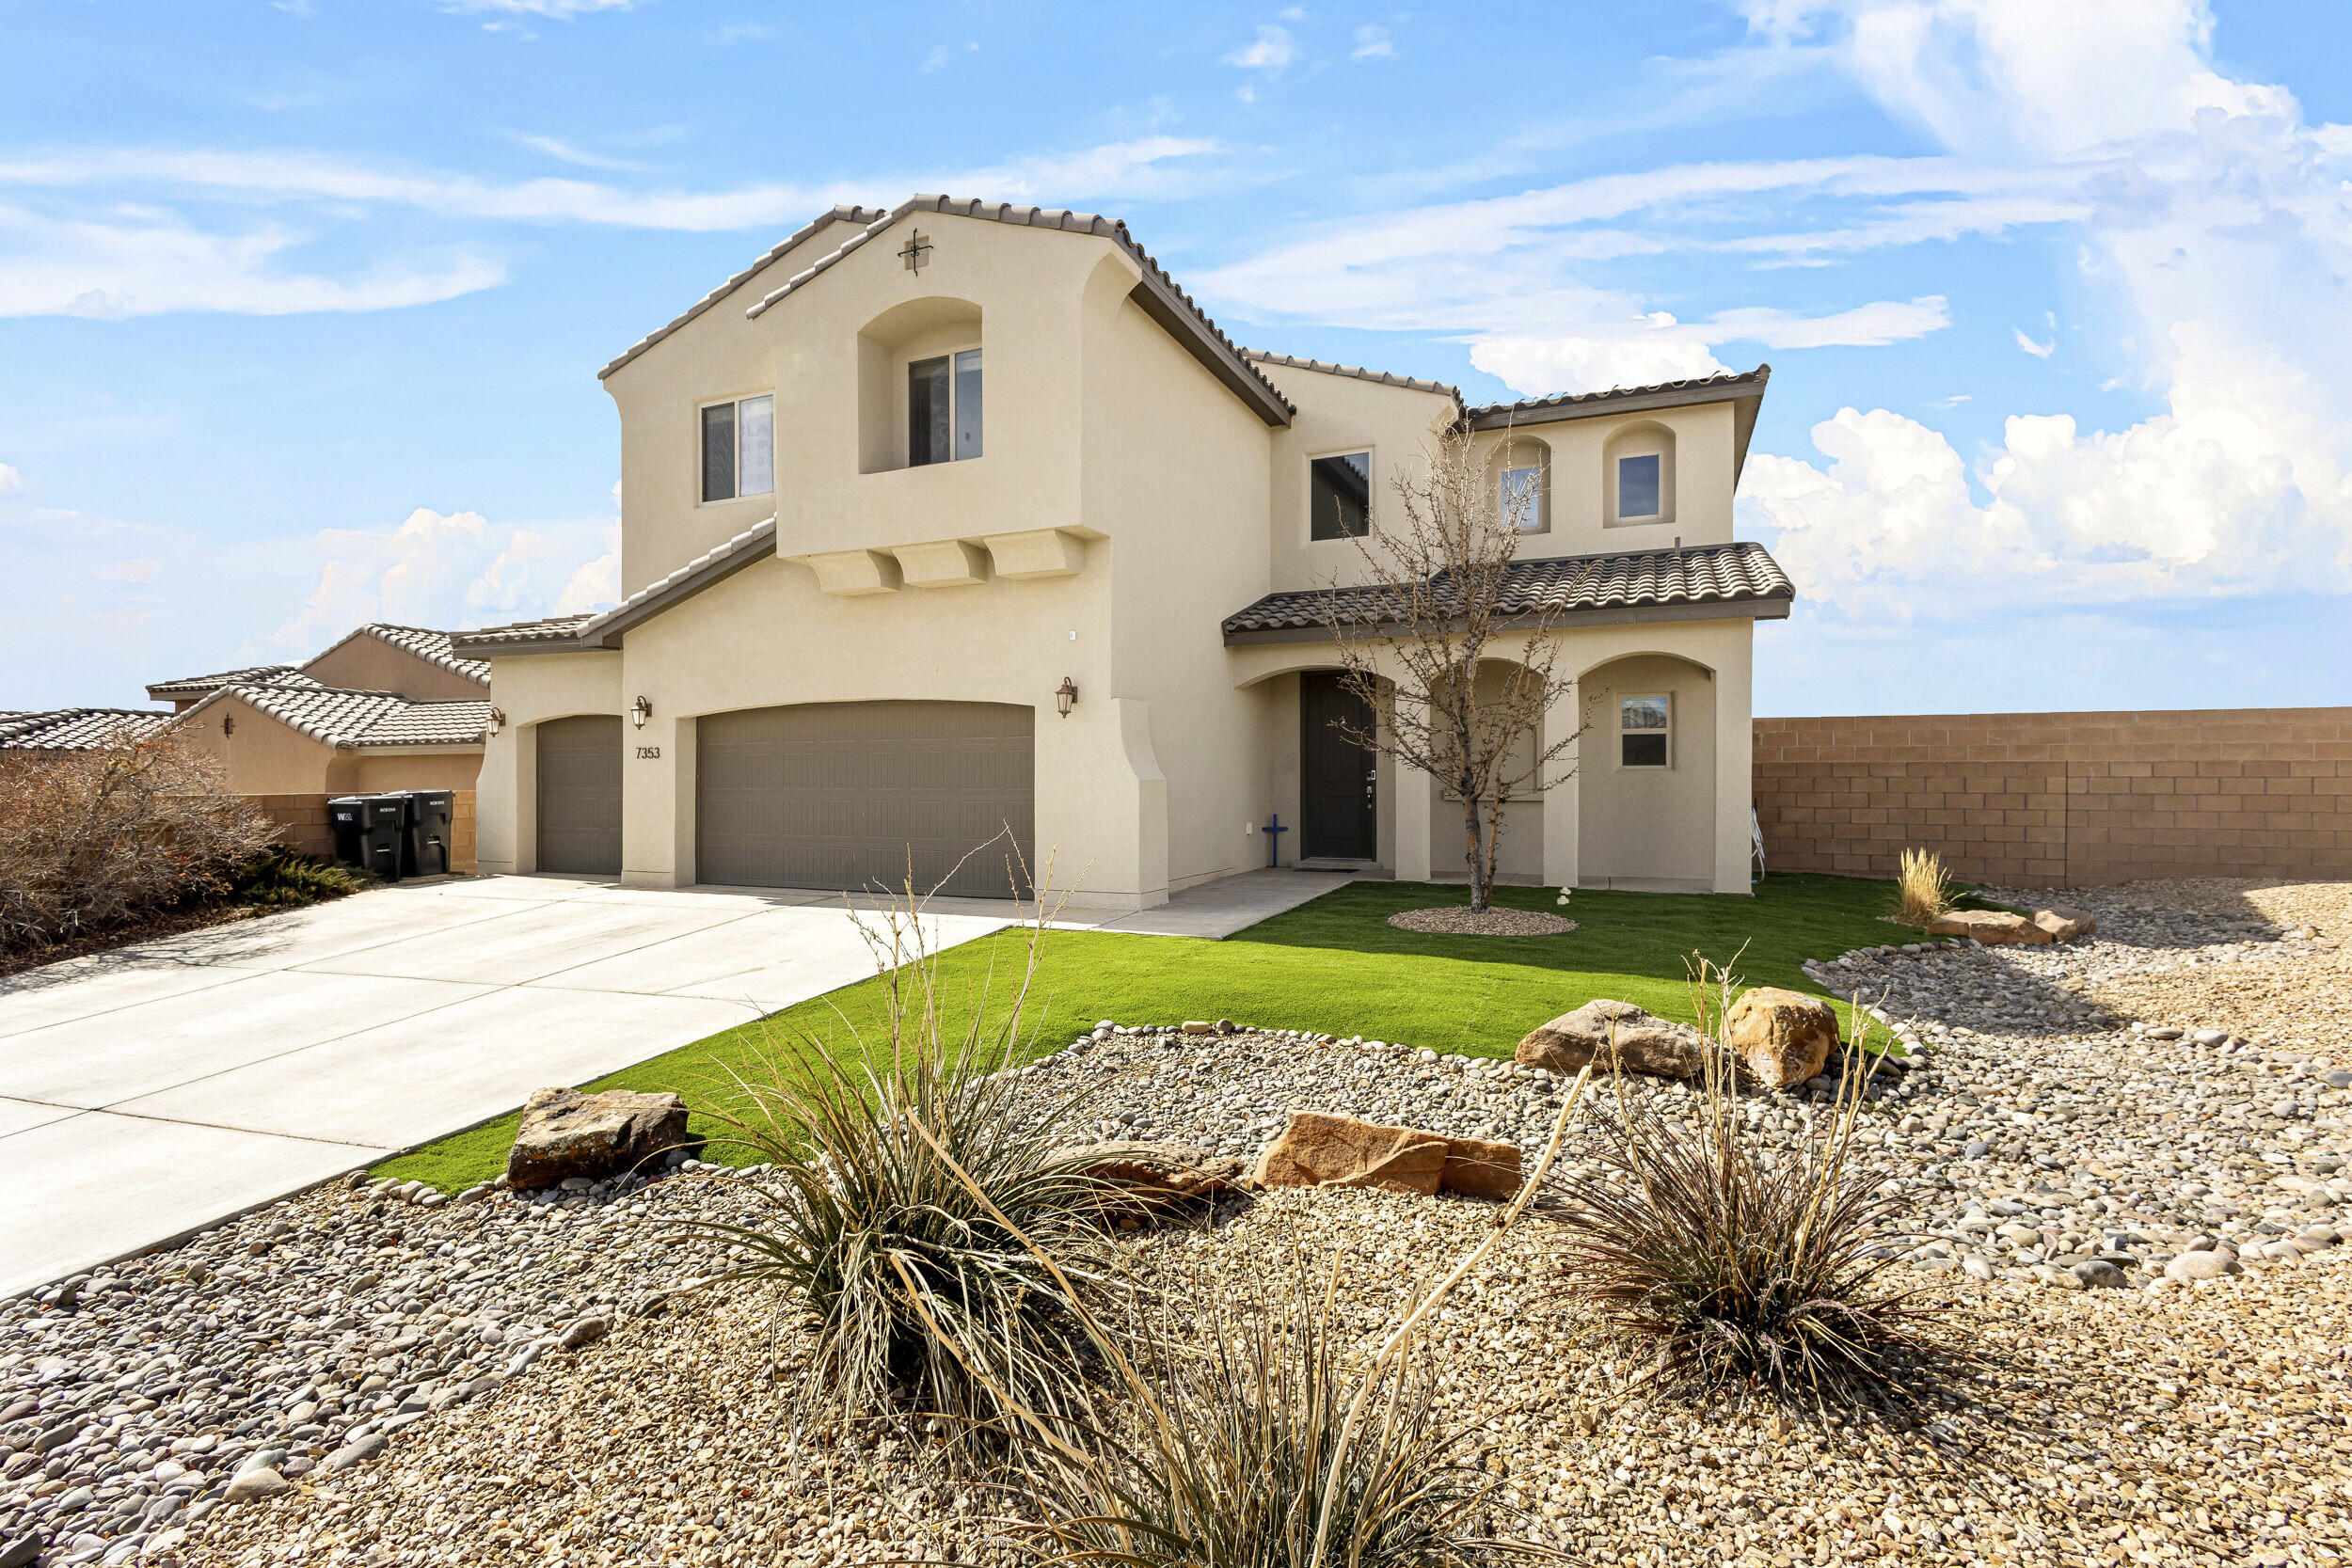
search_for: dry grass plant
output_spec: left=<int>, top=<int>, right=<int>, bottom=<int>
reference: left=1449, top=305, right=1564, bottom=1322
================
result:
left=905, top=1054, right=1595, bottom=1566
left=1548, top=957, right=1967, bottom=1422
left=1895, top=847, right=1952, bottom=927
left=0, top=734, right=280, bottom=953
left=669, top=842, right=1120, bottom=1465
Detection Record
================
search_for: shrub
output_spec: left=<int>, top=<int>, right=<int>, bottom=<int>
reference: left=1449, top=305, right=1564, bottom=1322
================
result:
left=0, top=735, right=280, bottom=953
left=1005, top=1265, right=1553, bottom=1568
left=674, top=872, right=1115, bottom=1459
left=1895, top=847, right=1951, bottom=926
left=1548, top=959, right=1962, bottom=1418
left=233, top=848, right=370, bottom=908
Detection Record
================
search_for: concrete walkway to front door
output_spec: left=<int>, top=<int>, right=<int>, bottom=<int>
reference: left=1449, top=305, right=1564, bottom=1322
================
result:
left=0, top=864, right=1362, bottom=1299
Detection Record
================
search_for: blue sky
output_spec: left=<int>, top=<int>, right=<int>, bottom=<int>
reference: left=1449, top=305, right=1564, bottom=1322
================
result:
left=3, top=0, right=2348, bottom=715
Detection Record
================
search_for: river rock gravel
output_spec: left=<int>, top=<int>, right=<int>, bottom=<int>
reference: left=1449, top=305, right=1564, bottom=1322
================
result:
left=6, top=876, right=2343, bottom=1567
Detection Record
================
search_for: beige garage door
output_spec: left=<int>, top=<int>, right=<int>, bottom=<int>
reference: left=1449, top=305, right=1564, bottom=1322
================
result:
left=697, top=702, right=1033, bottom=898
left=536, top=715, right=623, bottom=876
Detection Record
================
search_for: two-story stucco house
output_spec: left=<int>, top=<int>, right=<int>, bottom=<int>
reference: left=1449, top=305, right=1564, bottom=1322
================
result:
left=456, top=196, right=1793, bottom=909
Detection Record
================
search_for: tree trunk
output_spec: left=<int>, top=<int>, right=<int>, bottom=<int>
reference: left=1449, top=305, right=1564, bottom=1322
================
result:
left=1464, top=793, right=1489, bottom=912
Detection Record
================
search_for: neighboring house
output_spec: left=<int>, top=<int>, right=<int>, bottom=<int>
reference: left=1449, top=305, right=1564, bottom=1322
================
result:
left=150, top=625, right=492, bottom=795
left=0, top=708, right=177, bottom=752
left=456, top=196, right=1793, bottom=907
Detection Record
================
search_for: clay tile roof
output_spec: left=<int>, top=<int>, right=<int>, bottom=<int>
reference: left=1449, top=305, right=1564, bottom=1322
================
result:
left=180, top=679, right=490, bottom=749
left=734, top=196, right=1294, bottom=425
left=0, top=707, right=179, bottom=750
left=1220, top=540, right=1794, bottom=640
left=356, top=625, right=492, bottom=684
left=1244, top=352, right=1463, bottom=402
left=598, top=205, right=893, bottom=381
left=453, top=515, right=779, bottom=657
left=144, top=663, right=300, bottom=700
left=1463, top=366, right=1770, bottom=427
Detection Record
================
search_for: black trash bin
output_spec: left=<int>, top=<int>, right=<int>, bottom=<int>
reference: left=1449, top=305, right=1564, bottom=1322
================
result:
left=327, top=795, right=371, bottom=869
left=356, top=794, right=410, bottom=882
left=403, top=789, right=455, bottom=878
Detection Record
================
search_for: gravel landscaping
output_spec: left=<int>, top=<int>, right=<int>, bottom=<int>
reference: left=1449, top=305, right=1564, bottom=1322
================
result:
left=5, top=877, right=2347, bottom=1567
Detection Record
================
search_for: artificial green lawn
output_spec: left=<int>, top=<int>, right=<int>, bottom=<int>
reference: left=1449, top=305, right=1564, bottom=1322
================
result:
left=377, top=873, right=1947, bottom=1193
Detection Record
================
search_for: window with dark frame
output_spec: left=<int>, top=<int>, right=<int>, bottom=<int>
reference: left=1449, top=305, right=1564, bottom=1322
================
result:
left=1617, top=451, right=1662, bottom=519
left=909, top=348, right=983, bottom=466
left=1310, top=451, right=1372, bottom=540
left=1620, top=694, right=1669, bottom=768
left=700, top=394, right=773, bottom=503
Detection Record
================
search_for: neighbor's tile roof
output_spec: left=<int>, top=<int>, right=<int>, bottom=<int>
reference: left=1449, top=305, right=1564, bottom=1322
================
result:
left=352, top=625, right=492, bottom=684
left=1221, top=540, right=1794, bottom=639
left=180, top=678, right=490, bottom=749
left=145, top=663, right=302, bottom=700
left=0, top=707, right=179, bottom=750
left=446, top=612, right=597, bottom=648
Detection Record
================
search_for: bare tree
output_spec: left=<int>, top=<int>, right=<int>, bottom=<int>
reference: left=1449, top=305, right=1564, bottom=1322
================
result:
left=1321, top=420, right=1582, bottom=912
left=0, top=733, right=279, bottom=952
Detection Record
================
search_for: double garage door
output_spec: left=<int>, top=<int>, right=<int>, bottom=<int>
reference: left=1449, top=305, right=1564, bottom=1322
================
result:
left=697, top=702, right=1034, bottom=898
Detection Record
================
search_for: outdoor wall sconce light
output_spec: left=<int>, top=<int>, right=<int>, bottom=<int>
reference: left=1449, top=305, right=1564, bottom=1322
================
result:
left=631, top=695, right=652, bottom=730
left=485, top=706, right=505, bottom=739
left=1055, top=676, right=1078, bottom=718
left=221, top=713, right=234, bottom=736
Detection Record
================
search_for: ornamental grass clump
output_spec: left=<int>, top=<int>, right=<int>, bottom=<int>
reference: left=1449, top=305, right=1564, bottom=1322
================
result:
left=673, top=854, right=1116, bottom=1459
left=1549, top=958, right=1963, bottom=1419
left=1895, top=847, right=1952, bottom=926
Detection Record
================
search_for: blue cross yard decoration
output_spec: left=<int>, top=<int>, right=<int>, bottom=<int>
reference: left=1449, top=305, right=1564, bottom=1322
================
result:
left=1261, top=813, right=1289, bottom=867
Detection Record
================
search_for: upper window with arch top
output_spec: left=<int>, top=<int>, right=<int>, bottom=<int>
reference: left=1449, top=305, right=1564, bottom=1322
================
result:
left=1603, top=421, right=1676, bottom=528
left=1487, top=435, right=1550, bottom=534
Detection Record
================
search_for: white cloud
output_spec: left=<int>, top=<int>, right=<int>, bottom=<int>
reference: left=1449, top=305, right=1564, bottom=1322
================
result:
left=508, top=133, right=644, bottom=172
left=1227, top=24, right=1295, bottom=73
left=1737, top=1, right=2352, bottom=617
left=268, top=505, right=617, bottom=655
left=1352, top=25, right=1396, bottom=60
left=2012, top=324, right=2054, bottom=358
left=437, top=0, right=631, bottom=17
left=556, top=521, right=621, bottom=614
left=0, top=463, right=19, bottom=495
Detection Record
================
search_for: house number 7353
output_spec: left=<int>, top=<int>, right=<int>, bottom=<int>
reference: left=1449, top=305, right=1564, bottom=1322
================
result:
left=635, top=745, right=661, bottom=759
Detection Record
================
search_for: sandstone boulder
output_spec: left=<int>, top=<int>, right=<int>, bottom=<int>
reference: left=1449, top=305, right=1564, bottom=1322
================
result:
left=1926, top=910, right=2052, bottom=945
left=1054, top=1140, right=1251, bottom=1213
left=1515, top=999, right=1708, bottom=1079
left=506, top=1087, right=697, bottom=1190
left=2032, top=904, right=2097, bottom=942
left=1723, top=987, right=1839, bottom=1089
left=1253, top=1113, right=1522, bottom=1201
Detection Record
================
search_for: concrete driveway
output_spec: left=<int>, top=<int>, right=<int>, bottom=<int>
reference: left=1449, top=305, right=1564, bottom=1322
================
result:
left=0, top=876, right=1013, bottom=1301
left=0, top=866, right=1360, bottom=1299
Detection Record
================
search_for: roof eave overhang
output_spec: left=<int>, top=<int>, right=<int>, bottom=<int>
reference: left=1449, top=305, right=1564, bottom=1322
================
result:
left=461, top=525, right=780, bottom=658
left=1221, top=594, right=1793, bottom=646
left=346, top=742, right=485, bottom=754
left=1467, top=369, right=1769, bottom=435
left=1128, top=276, right=1292, bottom=427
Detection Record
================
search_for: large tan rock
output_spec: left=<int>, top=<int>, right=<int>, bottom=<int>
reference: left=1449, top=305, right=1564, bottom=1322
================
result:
left=1514, top=999, right=1708, bottom=1080
left=1724, top=987, right=1839, bottom=1089
left=506, top=1087, right=696, bottom=1190
left=1252, top=1113, right=1522, bottom=1201
left=2033, top=904, right=2097, bottom=942
left=1926, top=910, right=2053, bottom=945
left=1053, top=1141, right=1250, bottom=1212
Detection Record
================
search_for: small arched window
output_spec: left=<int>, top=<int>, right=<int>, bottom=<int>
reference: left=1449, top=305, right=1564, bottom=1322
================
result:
left=1603, top=421, right=1676, bottom=529
left=1486, top=435, right=1550, bottom=534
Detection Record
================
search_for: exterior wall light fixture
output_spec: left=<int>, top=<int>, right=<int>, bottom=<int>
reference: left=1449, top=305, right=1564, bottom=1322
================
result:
left=1055, top=677, right=1079, bottom=718
left=222, top=713, right=234, bottom=737
left=631, top=695, right=653, bottom=730
left=485, top=706, right=505, bottom=739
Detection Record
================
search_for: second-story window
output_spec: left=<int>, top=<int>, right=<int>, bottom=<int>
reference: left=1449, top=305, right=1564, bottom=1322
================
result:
left=910, top=348, right=983, bottom=466
left=1617, top=452, right=1662, bottom=520
left=1310, top=451, right=1371, bottom=540
left=701, top=394, right=773, bottom=503
left=1501, top=466, right=1545, bottom=531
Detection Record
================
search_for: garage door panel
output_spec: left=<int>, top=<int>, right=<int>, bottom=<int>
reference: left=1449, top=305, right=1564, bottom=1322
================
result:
left=537, top=715, right=623, bottom=877
left=696, top=702, right=1033, bottom=897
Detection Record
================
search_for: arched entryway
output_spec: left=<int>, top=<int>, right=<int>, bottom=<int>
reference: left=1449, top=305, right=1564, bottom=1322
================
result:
left=1574, top=653, right=1716, bottom=890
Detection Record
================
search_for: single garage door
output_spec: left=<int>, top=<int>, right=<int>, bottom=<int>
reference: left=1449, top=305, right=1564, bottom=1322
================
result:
left=697, top=702, right=1033, bottom=898
left=536, top=714, right=623, bottom=876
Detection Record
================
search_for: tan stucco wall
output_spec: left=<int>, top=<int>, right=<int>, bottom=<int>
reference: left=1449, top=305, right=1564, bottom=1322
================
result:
left=303, top=635, right=487, bottom=703
left=173, top=698, right=338, bottom=794
left=1574, top=653, right=1719, bottom=889
left=348, top=751, right=483, bottom=792
left=475, top=652, right=626, bottom=875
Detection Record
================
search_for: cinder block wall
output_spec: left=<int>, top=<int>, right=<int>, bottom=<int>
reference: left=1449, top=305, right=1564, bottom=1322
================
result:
left=1753, top=708, right=2352, bottom=888
left=245, top=790, right=479, bottom=876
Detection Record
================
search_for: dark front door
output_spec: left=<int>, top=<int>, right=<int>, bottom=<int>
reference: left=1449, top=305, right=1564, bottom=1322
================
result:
left=1300, top=671, right=1377, bottom=860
